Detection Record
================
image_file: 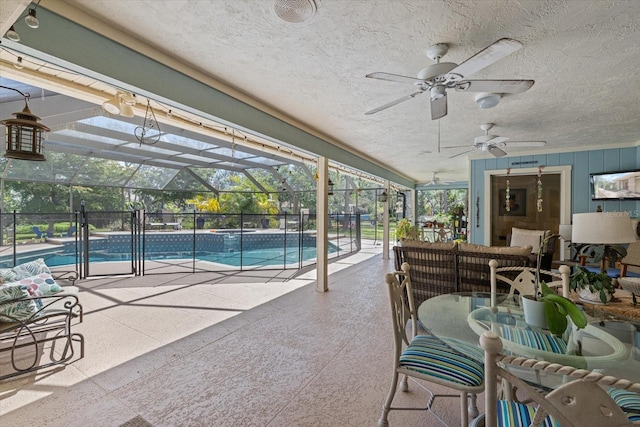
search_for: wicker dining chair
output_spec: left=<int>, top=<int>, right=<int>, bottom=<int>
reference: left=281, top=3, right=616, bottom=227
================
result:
left=378, top=263, right=485, bottom=427
left=471, top=330, right=638, bottom=427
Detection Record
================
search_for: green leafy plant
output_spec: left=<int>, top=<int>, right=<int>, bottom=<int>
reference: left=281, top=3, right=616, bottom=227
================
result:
left=395, top=218, right=419, bottom=241
left=569, top=265, right=615, bottom=304
left=538, top=282, right=588, bottom=336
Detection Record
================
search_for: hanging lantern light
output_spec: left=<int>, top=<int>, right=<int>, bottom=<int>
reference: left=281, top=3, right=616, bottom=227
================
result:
left=328, top=178, right=334, bottom=196
left=379, top=190, right=388, bottom=203
left=1, top=86, right=49, bottom=161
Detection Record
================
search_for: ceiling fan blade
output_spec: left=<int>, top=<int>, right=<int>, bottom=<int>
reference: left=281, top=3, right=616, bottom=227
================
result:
left=447, top=38, right=523, bottom=79
left=505, top=141, right=547, bottom=148
left=448, top=149, right=474, bottom=159
left=366, top=72, right=424, bottom=85
left=365, top=91, right=425, bottom=115
left=489, top=146, right=507, bottom=157
left=430, top=95, right=447, bottom=120
left=455, top=79, right=535, bottom=93
left=442, top=144, right=474, bottom=150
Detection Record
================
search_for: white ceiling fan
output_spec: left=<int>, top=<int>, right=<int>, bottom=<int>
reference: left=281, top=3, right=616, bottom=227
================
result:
left=364, top=38, right=534, bottom=120
left=445, top=123, right=547, bottom=158
left=425, top=172, right=452, bottom=186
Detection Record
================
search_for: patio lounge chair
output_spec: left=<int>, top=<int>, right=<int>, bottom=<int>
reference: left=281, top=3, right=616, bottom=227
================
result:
left=32, top=226, right=51, bottom=239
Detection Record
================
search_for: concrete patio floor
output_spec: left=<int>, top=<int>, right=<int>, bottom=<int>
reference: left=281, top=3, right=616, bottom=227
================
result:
left=0, top=242, right=465, bottom=426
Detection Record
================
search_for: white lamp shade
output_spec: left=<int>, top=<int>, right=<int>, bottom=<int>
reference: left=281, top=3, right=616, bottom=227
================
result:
left=572, top=212, right=635, bottom=244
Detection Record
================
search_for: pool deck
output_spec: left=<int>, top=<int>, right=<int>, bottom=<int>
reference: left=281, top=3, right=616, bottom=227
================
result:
left=1, top=241, right=463, bottom=427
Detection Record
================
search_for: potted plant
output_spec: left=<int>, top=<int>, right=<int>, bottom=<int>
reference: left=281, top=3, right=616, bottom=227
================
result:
left=522, top=234, right=588, bottom=335
left=522, top=282, right=588, bottom=336
left=395, top=218, right=419, bottom=241
left=569, top=265, right=615, bottom=304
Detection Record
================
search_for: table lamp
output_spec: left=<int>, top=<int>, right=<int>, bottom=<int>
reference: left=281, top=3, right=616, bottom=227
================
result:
left=571, top=212, right=636, bottom=272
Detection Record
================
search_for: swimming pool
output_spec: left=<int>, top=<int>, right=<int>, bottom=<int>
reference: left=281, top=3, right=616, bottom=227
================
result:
left=4, top=231, right=340, bottom=269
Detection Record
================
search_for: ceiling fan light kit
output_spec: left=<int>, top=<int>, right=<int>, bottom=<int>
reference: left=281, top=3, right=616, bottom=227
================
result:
left=475, top=92, right=501, bottom=109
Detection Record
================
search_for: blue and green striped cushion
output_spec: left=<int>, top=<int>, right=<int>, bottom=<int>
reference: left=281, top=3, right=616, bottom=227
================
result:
left=608, top=388, right=640, bottom=421
left=497, top=400, right=560, bottom=427
left=439, top=336, right=485, bottom=364
left=500, top=325, right=568, bottom=353
left=399, top=335, right=484, bottom=387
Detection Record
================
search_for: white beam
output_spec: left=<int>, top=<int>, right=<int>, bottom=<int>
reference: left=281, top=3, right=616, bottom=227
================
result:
left=383, top=180, right=390, bottom=260
left=316, top=156, right=328, bottom=292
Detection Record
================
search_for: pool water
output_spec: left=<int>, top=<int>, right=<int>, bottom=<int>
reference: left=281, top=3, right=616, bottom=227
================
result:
left=40, top=246, right=336, bottom=268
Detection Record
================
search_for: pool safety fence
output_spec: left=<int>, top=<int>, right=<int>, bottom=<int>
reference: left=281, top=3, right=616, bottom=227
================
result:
left=0, top=210, right=362, bottom=278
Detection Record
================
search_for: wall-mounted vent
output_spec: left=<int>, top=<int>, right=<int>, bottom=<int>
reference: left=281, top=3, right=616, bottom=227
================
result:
left=273, top=0, right=317, bottom=24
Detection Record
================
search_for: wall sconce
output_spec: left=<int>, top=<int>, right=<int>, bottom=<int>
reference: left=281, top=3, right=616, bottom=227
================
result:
left=328, top=178, right=334, bottom=196
left=102, top=91, right=136, bottom=117
left=0, top=85, right=49, bottom=161
left=379, top=190, right=388, bottom=203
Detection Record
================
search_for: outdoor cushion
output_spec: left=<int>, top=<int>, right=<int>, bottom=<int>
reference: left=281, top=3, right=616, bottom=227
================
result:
left=18, top=273, right=64, bottom=297
left=496, top=400, right=560, bottom=427
left=438, top=336, right=485, bottom=363
left=509, top=228, right=550, bottom=253
left=0, top=284, right=39, bottom=322
left=0, top=268, right=18, bottom=284
left=459, top=242, right=532, bottom=256
left=608, top=388, right=640, bottom=421
left=12, top=258, right=52, bottom=280
left=499, top=325, right=568, bottom=353
left=399, top=335, right=484, bottom=387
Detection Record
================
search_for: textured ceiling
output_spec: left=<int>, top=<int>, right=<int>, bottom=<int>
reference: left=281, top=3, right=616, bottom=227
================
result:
left=6, top=0, right=640, bottom=184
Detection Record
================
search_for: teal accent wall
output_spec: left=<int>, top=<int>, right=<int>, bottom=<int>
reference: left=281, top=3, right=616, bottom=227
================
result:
left=469, top=147, right=640, bottom=245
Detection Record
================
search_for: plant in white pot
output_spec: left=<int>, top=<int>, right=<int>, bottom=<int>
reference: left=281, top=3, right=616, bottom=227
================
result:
left=523, top=282, right=587, bottom=336
left=522, top=234, right=588, bottom=335
left=569, top=265, right=615, bottom=304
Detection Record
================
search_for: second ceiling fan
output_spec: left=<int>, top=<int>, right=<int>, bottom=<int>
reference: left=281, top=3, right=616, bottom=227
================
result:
left=364, top=38, right=534, bottom=120
left=445, top=123, right=547, bottom=158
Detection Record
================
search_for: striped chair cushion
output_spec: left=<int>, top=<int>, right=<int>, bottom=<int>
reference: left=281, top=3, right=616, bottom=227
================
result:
left=497, top=400, right=560, bottom=427
left=399, top=335, right=484, bottom=387
left=608, top=388, right=640, bottom=421
left=500, top=325, right=568, bottom=353
left=439, top=336, right=485, bottom=363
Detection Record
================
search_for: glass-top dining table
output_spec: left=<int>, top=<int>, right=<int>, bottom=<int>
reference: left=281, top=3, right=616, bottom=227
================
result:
left=417, top=292, right=640, bottom=384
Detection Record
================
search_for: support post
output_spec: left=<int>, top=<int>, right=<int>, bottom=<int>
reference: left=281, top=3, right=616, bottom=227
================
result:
left=382, top=180, right=390, bottom=259
left=316, top=157, right=329, bottom=292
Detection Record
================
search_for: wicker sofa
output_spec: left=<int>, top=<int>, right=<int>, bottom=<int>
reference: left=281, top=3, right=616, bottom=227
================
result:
left=393, top=240, right=533, bottom=306
left=0, top=259, right=83, bottom=380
